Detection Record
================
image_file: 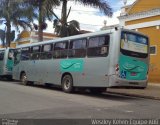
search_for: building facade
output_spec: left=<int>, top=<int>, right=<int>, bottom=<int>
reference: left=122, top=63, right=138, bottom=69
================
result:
left=0, top=31, right=59, bottom=48
left=15, top=31, right=59, bottom=46
left=119, top=0, right=160, bottom=82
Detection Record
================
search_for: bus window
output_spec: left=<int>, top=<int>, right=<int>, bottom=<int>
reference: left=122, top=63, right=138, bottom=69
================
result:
left=87, top=35, right=110, bottom=57
left=8, top=49, right=14, bottom=60
left=14, top=49, right=21, bottom=65
left=21, top=47, right=30, bottom=60
left=40, top=44, right=53, bottom=59
left=0, top=50, right=5, bottom=61
left=53, top=42, right=68, bottom=59
left=121, top=32, right=148, bottom=58
left=68, top=39, right=87, bottom=58
left=31, top=46, right=41, bottom=60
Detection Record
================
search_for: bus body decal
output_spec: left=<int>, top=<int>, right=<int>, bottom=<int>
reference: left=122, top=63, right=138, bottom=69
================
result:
left=60, top=59, right=84, bottom=72
left=6, top=59, right=14, bottom=71
left=119, top=55, right=148, bottom=80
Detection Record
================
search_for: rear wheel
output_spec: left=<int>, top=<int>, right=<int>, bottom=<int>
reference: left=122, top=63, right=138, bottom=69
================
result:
left=62, top=75, right=74, bottom=93
left=20, top=72, right=28, bottom=85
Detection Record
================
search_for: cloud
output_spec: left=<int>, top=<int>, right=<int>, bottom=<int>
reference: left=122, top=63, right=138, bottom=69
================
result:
left=45, top=0, right=136, bottom=33
left=45, top=1, right=123, bottom=32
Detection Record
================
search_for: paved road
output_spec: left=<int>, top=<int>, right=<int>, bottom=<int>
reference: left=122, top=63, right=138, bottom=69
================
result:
left=0, top=81, right=160, bottom=119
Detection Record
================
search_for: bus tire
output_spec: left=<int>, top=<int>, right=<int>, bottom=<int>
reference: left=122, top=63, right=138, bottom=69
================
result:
left=20, top=72, right=28, bottom=85
left=62, top=74, right=74, bottom=93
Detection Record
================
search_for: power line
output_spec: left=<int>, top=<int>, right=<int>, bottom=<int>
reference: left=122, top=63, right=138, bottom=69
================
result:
left=80, top=23, right=103, bottom=26
left=54, top=8, right=100, bottom=13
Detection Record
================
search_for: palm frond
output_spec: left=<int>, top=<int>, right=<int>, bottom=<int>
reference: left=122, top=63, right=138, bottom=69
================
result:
left=74, top=0, right=113, bottom=17
left=13, top=19, right=32, bottom=30
left=0, top=19, right=5, bottom=25
left=68, top=20, right=80, bottom=30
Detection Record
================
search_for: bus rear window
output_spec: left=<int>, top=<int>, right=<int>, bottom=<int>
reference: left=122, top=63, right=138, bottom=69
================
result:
left=120, top=32, right=148, bottom=58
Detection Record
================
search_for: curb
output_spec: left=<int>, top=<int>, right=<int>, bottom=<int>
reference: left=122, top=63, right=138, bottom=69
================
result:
left=107, top=91, right=160, bottom=100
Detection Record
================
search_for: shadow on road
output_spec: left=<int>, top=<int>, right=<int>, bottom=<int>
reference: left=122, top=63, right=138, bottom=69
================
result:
left=8, top=81, right=142, bottom=101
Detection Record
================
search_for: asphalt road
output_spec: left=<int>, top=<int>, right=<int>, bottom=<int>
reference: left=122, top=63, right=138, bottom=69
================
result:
left=0, top=80, right=160, bottom=119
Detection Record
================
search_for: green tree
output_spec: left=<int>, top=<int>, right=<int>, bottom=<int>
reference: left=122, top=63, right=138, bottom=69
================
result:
left=54, top=0, right=113, bottom=37
left=28, top=0, right=60, bottom=42
left=0, top=0, right=35, bottom=47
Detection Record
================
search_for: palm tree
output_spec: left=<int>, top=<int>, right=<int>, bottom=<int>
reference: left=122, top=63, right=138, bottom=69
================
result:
left=0, top=0, right=35, bottom=47
left=28, top=0, right=60, bottom=42
left=54, top=0, right=113, bottom=37
left=0, top=29, right=5, bottom=47
left=54, top=19, right=80, bottom=37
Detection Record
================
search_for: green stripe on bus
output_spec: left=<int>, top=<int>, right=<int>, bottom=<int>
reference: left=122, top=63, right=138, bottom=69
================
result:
left=60, top=59, right=84, bottom=72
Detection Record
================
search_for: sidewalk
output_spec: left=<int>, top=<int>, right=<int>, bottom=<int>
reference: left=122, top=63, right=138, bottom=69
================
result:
left=107, top=83, right=160, bottom=100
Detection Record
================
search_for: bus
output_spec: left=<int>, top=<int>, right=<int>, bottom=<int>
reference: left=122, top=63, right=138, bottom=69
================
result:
left=0, top=47, right=15, bottom=80
left=12, top=28, right=149, bottom=93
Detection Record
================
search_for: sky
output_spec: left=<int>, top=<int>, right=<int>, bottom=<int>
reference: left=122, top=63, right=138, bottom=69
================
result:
left=45, top=0, right=136, bottom=32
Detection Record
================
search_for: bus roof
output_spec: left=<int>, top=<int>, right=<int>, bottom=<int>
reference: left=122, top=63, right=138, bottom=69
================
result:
left=16, top=28, right=148, bottom=48
left=16, top=28, right=118, bottom=48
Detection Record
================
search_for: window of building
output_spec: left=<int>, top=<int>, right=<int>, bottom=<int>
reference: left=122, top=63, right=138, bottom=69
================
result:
left=30, top=46, right=41, bottom=60
left=53, top=41, right=68, bottom=58
left=68, top=39, right=87, bottom=58
left=21, top=47, right=30, bottom=60
left=40, top=44, right=53, bottom=59
left=150, top=46, right=156, bottom=55
left=87, top=35, right=110, bottom=57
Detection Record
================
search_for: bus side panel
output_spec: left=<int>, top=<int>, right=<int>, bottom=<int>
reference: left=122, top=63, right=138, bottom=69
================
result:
left=35, top=59, right=61, bottom=85
left=59, top=57, right=110, bottom=87
left=81, top=57, right=110, bottom=87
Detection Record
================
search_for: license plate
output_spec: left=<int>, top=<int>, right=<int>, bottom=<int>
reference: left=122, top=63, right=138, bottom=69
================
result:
left=129, top=82, right=139, bottom=85
left=131, top=72, right=137, bottom=76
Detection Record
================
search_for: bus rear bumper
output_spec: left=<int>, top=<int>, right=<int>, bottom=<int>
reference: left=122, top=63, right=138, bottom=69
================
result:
left=108, top=75, right=147, bottom=88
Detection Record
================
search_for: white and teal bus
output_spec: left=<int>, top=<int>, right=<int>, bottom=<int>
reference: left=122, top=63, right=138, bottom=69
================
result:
left=0, top=47, right=15, bottom=80
left=13, top=28, right=149, bottom=93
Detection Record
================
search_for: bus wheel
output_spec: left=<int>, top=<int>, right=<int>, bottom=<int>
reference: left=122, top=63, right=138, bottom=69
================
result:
left=62, top=75, right=74, bottom=93
left=21, top=72, right=28, bottom=85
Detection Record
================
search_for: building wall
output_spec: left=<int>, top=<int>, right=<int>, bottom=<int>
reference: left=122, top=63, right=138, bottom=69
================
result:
left=125, top=15, right=160, bottom=25
left=138, top=27, right=160, bottom=82
left=128, top=0, right=160, bottom=14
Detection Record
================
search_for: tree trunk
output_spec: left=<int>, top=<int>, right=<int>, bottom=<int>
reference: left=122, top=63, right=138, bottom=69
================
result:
left=38, top=1, right=43, bottom=42
left=6, top=21, right=11, bottom=47
left=61, top=0, right=67, bottom=26
left=6, top=0, right=11, bottom=47
left=60, top=0, right=68, bottom=37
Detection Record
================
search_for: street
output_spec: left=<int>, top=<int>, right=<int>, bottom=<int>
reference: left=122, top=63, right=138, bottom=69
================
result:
left=0, top=81, right=160, bottom=119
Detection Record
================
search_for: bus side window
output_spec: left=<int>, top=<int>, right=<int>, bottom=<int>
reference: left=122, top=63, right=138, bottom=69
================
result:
left=0, top=50, right=5, bottom=61
left=68, top=39, right=87, bottom=58
left=14, top=49, right=21, bottom=65
left=31, top=46, right=41, bottom=60
left=53, top=41, right=68, bottom=59
left=8, top=49, right=14, bottom=60
left=87, top=35, right=110, bottom=57
left=21, top=47, right=30, bottom=61
left=40, top=44, right=53, bottom=59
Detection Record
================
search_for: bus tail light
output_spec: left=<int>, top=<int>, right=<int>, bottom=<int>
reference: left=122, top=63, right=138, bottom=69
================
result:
left=115, top=64, right=119, bottom=75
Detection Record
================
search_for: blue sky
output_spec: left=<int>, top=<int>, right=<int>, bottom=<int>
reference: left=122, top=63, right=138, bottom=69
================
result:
left=108, top=0, right=124, bottom=11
